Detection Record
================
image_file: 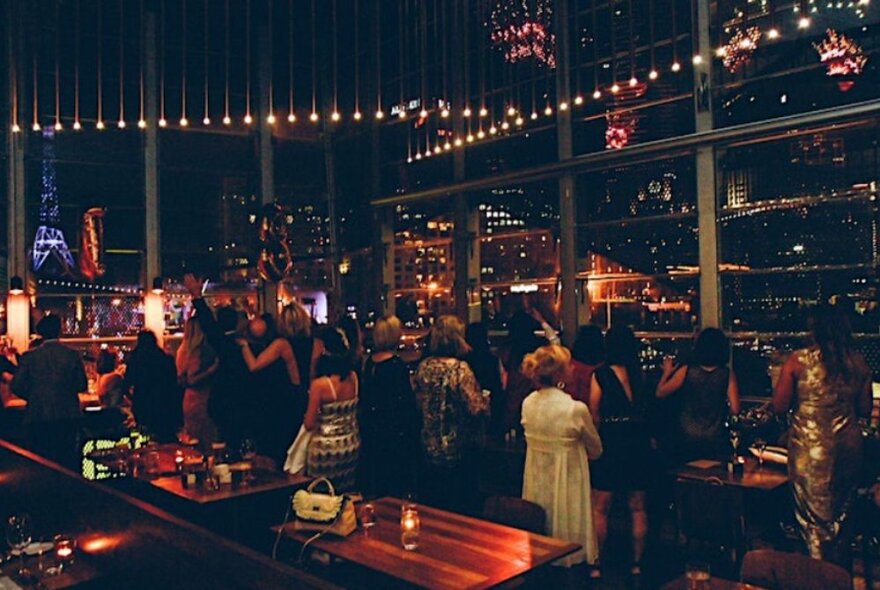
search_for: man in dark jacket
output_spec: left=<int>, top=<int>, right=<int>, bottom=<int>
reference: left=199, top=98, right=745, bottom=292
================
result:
left=12, top=314, right=87, bottom=468
left=183, top=274, right=252, bottom=447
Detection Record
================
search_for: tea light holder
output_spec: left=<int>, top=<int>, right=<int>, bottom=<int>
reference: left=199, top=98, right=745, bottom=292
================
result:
left=54, top=535, right=76, bottom=571
left=400, top=507, right=420, bottom=551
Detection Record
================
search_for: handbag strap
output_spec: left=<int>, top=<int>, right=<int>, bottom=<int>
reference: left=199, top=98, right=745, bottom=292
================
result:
left=306, top=476, right=336, bottom=497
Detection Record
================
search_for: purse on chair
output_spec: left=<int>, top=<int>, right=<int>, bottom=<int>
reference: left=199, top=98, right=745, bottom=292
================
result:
left=292, top=477, right=357, bottom=537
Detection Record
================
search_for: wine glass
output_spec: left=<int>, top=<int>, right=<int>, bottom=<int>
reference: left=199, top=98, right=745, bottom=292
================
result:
left=6, top=514, right=33, bottom=576
left=360, top=503, right=377, bottom=528
left=729, top=429, right=741, bottom=459
left=755, top=439, right=768, bottom=467
left=239, top=438, right=257, bottom=461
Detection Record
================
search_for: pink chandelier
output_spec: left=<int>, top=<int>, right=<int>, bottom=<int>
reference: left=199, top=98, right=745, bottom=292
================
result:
left=814, top=29, right=868, bottom=91
left=489, top=0, right=557, bottom=68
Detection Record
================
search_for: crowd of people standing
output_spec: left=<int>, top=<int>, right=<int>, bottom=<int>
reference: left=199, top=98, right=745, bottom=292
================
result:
left=1, top=281, right=874, bottom=582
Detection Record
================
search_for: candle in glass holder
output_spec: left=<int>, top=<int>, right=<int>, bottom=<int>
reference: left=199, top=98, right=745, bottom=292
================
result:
left=54, top=535, right=76, bottom=572
left=174, top=450, right=185, bottom=471
left=400, top=508, right=420, bottom=551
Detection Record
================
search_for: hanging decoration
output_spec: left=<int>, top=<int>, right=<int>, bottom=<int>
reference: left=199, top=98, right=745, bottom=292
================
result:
left=257, top=202, right=295, bottom=283
left=814, top=29, right=868, bottom=91
left=718, top=26, right=762, bottom=73
left=605, top=114, right=634, bottom=150
left=79, top=208, right=107, bottom=281
left=488, top=0, right=557, bottom=68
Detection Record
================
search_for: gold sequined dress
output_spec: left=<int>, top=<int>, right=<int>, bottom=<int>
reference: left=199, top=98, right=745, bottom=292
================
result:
left=789, top=348, right=863, bottom=560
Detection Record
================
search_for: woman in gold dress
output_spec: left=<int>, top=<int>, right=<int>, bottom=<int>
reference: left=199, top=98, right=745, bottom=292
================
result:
left=774, top=304, right=873, bottom=564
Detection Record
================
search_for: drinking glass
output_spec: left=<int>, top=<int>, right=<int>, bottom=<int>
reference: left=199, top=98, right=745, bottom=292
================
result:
left=6, top=514, right=33, bottom=576
left=755, top=439, right=768, bottom=467
left=400, top=508, right=420, bottom=551
left=729, top=429, right=741, bottom=458
left=360, top=503, right=377, bottom=528
left=54, top=535, right=76, bottom=572
left=685, top=561, right=711, bottom=590
left=239, top=439, right=257, bottom=461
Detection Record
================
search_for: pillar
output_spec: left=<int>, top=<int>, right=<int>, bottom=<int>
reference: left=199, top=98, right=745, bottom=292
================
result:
left=693, top=0, right=721, bottom=328
left=256, top=17, right=278, bottom=315
left=555, top=0, right=578, bottom=346
left=144, top=9, right=161, bottom=289
left=5, top=0, right=27, bottom=290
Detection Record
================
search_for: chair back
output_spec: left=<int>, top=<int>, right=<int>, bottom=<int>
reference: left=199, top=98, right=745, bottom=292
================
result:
left=483, top=496, right=546, bottom=535
left=674, top=477, right=746, bottom=566
left=741, top=549, right=852, bottom=590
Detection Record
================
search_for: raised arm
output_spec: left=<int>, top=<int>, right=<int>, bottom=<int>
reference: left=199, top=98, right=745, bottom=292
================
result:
left=575, top=402, right=603, bottom=460
left=656, top=358, right=687, bottom=398
left=727, top=368, right=742, bottom=415
left=773, top=354, right=799, bottom=415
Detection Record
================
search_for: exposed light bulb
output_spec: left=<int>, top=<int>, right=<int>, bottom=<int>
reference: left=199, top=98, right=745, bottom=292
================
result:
left=419, top=109, right=428, bottom=118
left=692, top=54, right=703, bottom=65
left=501, top=121, right=510, bottom=130
left=611, top=83, right=620, bottom=94
left=424, top=149, right=432, bottom=157
left=767, top=28, right=780, bottom=39
left=649, top=69, right=659, bottom=80
left=331, top=111, right=341, bottom=122
left=32, top=121, right=41, bottom=131
left=515, top=116, right=524, bottom=126
left=454, top=137, right=463, bottom=146
left=544, top=105, right=553, bottom=116
left=288, top=113, right=296, bottom=123
left=434, top=146, right=442, bottom=154
left=466, top=134, right=474, bottom=143
left=12, top=123, right=21, bottom=133
left=96, top=120, right=105, bottom=130
left=440, top=108, right=450, bottom=118
left=179, top=117, right=189, bottom=127
left=415, top=151, right=422, bottom=160
left=310, top=112, right=319, bottom=122
left=489, top=126, right=497, bottom=135
left=397, top=110, right=406, bottom=119
left=798, top=16, right=810, bottom=28
left=716, top=46, right=728, bottom=57
left=54, top=122, right=63, bottom=131
left=593, top=89, right=602, bottom=99
left=477, top=130, right=485, bottom=139
left=629, top=77, right=638, bottom=87
left=507, top=106, right=516, bottom=117
left=73, top=120, right=82, bottom=130
left=479, top=107, right=488, bottom=117
left=444, top=141, right=451, bottom=150
left=671, top=62, right=681, bottom=72
left=117, top=120, right=126, bottom=128
left=574, top=95, right=584, bottom=105
left=531, top=112, right=539, bottom=120
left=244, top=114, right=253, bottom=124
left=353, top=111, right=362, bottom=121
left=138, top=119, right=147, bottom=129
left=158, top=118, right=167, bottom=127
left=463, top=107, right=472, bottom=117
left=375, top=110, right=385, bottom=120
left=407, top=157, right=413, bottom=163
left=267, top=113, right=277, bottom=124
left=559, top=102, right=569, bottom=111
left=202, top=117, right=211, bottom=125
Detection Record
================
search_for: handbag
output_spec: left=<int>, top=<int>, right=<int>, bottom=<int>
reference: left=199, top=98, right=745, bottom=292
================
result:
left=292, top=477, right=357, bottom=537
left=283, top=424, right=313, bottom=474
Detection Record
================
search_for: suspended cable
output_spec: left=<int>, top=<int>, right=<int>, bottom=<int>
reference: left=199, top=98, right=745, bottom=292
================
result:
left=419, top=0, right=427, bottom=119
left=32, top=25, right=40, bottom=131
left=118, top=0, right=126, bottom=127
left=138, top=0, right=145, bottom=127
left=180, top=0, right=188, bottom=126
left=310, top=0, right=318, bottom=121
left=375, top=0, right=383, bottom=119
left=267, top=0, right=276, bottom=124
left=353, top=0, right=361, bottom=120
left=223, top=0, right=230, bottom=124
left=331, top=0, right=339, bottom=121
left=671, top=0, right=680, bottom=71
left=288, top=0, right=296, bottom=122
left=397, top=0, right=405, bottom=119
left=159, top=0, right=167, bottom=126
left=73, top=0, right=81, bottom=129
left=648, top=0, right=657, bottom=79
left=244, top=0, right=252, bottom=124
left=203, top=0, right=210, bottom=125
left=97, top=0, right=104, bottom=129
left=591, top=0, right=600, bottom=98
left=628, top=0, right=636, bottom=86
left=55, top=0, right=62, bottom=130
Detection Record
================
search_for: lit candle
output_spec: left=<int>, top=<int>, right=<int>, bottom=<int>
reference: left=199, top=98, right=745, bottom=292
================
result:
left=400, top=508, right=420, bottom=551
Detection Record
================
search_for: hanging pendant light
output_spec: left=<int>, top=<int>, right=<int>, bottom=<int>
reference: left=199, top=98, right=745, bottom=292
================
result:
left=244, top=0, right=252, bottom=124
left=96, top=0, right=104, bottom=129
left=202, top=0, right=210, bottom=125
left=266, top=0, right=275, bottom=124
left=138, top=0, right=146, bottom=128
left=223, top=0, right=231, bottom=125
left=54, top=0, right=62, bottom=131
left=180, top=0, right=188, bottom=126
left=310, top=0, right=318, bottom=122
left=118, top=0, right=126, bottom=128
left=159, top=0, right=167, bottom=127
left=287, top=0, right=296, bottom=122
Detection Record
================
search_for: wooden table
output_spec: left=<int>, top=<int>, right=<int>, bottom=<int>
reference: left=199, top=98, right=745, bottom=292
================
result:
left=672, top=457, right=788, bottom=491
left=661, top=575, right=768, bottom=589
left=150, top=470, right=311, bottom=505
left=274, top=497, right=581, bottom=590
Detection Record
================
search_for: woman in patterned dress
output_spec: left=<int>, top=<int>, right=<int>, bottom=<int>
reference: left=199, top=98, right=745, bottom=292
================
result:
left=304, top=327, right=360, bottom=491
left=774, top=304, right=873, bottom=564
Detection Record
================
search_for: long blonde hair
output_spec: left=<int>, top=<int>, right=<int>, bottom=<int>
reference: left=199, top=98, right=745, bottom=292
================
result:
left=181, top=317, right=214, bottom=368
left=279, top=302, right=312, bottom=339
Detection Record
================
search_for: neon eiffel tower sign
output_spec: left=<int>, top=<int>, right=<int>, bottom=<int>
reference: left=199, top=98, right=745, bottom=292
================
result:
left=32, top=129, right=75, bottom=275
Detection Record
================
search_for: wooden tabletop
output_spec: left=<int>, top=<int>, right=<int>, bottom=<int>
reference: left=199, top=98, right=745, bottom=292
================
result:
left=150, top=470, right=311, bottom=504
left=275, top=497, right=581, bottom=590
left=661, top=574, right=768, bottom=589
left=672, top=457, right=789, bottom=491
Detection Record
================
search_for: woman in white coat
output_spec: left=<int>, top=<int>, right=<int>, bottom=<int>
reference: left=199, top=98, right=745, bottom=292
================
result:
left=521, top=344, right=603, bottom=567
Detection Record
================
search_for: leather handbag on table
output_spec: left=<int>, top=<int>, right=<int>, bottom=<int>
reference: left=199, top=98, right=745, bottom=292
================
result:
left=292, top=477, right=357, bottom=537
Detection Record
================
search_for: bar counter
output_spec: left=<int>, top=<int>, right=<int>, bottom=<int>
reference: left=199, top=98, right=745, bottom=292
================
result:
left=0, top=438, right=337, bottom=590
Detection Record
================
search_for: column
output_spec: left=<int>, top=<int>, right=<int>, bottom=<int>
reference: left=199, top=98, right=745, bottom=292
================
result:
left=693, top=0, right=721, bottom=328
left=143, top=9, right=160, bottom=287
left=377, top=207, right=395, bottom=317
left=555, top=0, right=578, bottom=346
left=256, top=18, right=278, bottom=315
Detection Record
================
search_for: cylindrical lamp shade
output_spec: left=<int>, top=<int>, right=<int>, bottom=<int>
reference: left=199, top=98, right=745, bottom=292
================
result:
left=6, top=293, right=30, bottom=352
left=143, top=292, right=165, bottom=349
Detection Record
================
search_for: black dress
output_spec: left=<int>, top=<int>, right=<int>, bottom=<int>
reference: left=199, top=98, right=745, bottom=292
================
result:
left=359, top=355, right=420, bottom=498
left=677, top=366, right=731, bottom=462
left=250, top=340, right=304, bottom=467
left=590, top=365, right=653, bottom=492
left=290, top=335, right=315, bottom=385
